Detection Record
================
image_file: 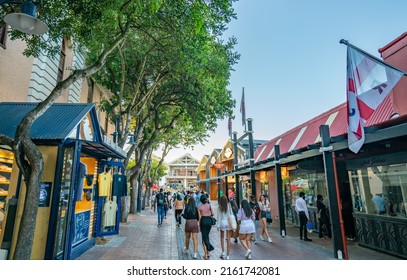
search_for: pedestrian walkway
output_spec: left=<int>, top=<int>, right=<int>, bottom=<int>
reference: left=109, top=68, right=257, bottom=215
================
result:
left=77, top=201, right=401, bottom=260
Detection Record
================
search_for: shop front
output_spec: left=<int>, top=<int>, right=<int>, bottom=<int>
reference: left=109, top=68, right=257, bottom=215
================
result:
left=0, top=102, right=126, bottom=260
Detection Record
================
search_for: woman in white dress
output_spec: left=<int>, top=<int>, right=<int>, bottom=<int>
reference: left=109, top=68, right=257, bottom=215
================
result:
left=258, top=194, right=272, bottom=242
left=217, top=195, right=233, bottom=260
left=237, top=199, right=256, bottom=260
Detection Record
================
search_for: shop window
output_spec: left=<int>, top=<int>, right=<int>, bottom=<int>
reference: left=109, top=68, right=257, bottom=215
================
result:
left=0, top=22, right=7, bottom=49
left=348, top=163, right=407, bottom=218
left=0, top=148, right=13, bottom=232
left=287, top=168, right=327, bottom=208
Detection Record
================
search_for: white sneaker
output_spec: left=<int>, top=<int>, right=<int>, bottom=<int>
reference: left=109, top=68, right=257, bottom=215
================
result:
left=247, top=252, right=252, bottom=260
left=268, top=237, right=273, bottom=243
left=193, top=253, right=198, bottom=259
left=183, top=247, right=188, bottom=253
left=220, top=252, right=226, bottom=259
left=244, top=249, right=251, bottom=258
left=260, top=235, right=264, bottom=241
left=226, top=256, right=230, bottom=260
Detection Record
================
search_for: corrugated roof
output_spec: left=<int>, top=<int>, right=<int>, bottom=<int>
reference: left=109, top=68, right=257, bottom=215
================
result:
left=254, top=94, right=397, bottom=163
left=0, top=102, right=94, bottom=140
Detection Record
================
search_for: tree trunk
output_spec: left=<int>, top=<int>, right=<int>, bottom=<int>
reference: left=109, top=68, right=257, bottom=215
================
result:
left=12, top=137, right=43, bottom=259
left=120, top=196, right=129, bottom=223
left=129, top=173, right=138, bottom=213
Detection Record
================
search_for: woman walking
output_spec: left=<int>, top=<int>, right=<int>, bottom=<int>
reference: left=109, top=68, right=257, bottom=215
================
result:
left=174, top=194, right=184, bottom=227
left=217, top=195, right=233, bottom=260
left=237, top=199, right=256, bottom=260
left=181, top=197, right=199, bottom=259
left=258, top=194, right=272, bottom=242
left=198, top=194, right=214, bottom=260
left=230, top=199, right=239, bottom=243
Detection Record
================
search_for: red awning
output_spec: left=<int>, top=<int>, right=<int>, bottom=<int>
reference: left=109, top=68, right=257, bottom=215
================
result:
left=290, top=185, right=302, bottom=191
left=151, top=184, right=159, bottom=190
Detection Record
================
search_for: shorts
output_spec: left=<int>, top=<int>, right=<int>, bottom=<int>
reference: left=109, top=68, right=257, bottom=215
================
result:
left=218, top=218, right=231, bottom=231
left=239, top=219, right=255, bottom=234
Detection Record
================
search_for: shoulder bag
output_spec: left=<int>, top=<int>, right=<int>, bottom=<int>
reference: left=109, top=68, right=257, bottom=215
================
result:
left=228, top=204, right=237, bottom=231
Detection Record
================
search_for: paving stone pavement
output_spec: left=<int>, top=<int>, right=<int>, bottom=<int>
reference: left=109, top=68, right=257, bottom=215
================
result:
left=76, top=201, right=402, bottom=260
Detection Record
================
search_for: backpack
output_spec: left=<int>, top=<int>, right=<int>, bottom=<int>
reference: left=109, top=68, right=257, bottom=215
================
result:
left=157, top=194, right=165, bottom=206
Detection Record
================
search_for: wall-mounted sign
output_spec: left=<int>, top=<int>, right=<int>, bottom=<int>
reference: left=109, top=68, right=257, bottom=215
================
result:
left=39, top=182, right=52, bottom=207
left=224, top=147, right=233, bottom=158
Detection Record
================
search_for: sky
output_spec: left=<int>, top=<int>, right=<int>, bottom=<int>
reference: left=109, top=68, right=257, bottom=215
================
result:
left=163, top=0, right=407, bottom=163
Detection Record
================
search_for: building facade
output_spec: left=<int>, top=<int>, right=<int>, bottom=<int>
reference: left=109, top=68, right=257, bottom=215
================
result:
left=0, top=27, right=123, bottom=260
left=165, top=153, right=199, bottom=189
left=196, top=33, right=407, bottom=259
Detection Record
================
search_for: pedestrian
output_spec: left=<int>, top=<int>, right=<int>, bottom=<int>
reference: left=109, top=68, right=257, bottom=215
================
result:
left=150, top=191, right=156, bottom=213
left=230, top=199, right=239, bottom=243
left=217, top=195, right=233, bottom=260
left=295, top=192, right=312, bottom=241
left=316, top=194, right=332, bottom=238
left=258, top=194, right=272, bottom=242
left=155, top=188, right=166, bottom=227
left=237, top=199, right=256, bottom=260
left=163, top=191, right=170, bottom=219
left=181, top=196, right=199, bottom=259
left=198, top=194, right=214, bottom=260
left=174, top=194, right=184, bottom=227
left=249, top=195, right=260, bottom=243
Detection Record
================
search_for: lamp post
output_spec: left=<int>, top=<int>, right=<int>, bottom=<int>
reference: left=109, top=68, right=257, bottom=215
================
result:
left=1, top=0, right=48, bottom=35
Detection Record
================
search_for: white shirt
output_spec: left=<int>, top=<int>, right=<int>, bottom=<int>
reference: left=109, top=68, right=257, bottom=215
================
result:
left=295, top=196, right=309, bottom=218
left=258, top=200, right=270, bottom=212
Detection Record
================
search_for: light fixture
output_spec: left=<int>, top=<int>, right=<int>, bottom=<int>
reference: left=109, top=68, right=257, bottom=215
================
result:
left=2, top=0, right=48, bottom=35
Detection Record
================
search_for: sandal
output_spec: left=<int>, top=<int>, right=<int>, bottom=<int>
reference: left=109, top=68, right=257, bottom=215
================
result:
left=202, top=255, right=209, bottom=260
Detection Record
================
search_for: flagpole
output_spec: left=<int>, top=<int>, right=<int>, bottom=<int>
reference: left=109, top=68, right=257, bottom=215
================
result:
left=340, top=39, right=407, bottom=76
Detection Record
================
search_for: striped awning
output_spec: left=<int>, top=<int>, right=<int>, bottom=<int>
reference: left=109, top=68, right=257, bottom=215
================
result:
left=254, top=94, right=396, bottom=163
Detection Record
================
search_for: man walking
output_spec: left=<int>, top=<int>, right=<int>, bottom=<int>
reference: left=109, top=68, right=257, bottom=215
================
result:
left=295, top=192, right=312, bottom=241
left=155, top=188, right=167, bottom=226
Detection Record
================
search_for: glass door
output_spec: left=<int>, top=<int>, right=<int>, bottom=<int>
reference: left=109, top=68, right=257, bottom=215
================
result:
left=52, top=143, right=80, bottom=259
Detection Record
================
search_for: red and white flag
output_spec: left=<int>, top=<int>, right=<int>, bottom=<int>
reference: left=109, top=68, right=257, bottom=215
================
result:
left=346, top=44, right=404, bottom=153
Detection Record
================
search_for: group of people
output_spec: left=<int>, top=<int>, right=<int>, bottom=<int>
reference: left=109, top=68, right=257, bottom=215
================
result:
left=295, top=191, right=332, bottom=240
left=154, top=187, right=335, bottom=259
left=153, top=188, right=274, bottom=260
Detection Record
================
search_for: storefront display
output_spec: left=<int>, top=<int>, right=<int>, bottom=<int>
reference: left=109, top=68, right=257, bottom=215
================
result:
left=0, top=102, right=127, bottom=260
left=347, top=152, right=407, bottom=218
left=0, top=148, right=13, bottom=234
left=96, top=161, right=126, bottom=236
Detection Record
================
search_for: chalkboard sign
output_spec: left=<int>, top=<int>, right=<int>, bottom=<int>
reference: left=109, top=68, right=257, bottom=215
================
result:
left=39, top=182, right=52, bottom=207
left=73, top=210, right=90, bottom=245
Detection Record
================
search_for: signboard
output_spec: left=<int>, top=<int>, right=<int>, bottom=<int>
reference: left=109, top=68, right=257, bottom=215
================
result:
left=73, top=210, right=90, bottom=246
left=39, top=182, right=52, bottom=207
left=213, top=163, right=225, bottom=169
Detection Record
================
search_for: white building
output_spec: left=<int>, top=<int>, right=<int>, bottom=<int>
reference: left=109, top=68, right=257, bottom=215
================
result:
left=165, top=153, right=199, bottom=189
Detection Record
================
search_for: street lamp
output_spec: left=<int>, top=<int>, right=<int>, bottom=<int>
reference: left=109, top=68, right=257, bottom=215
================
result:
left=1, top=0, right=48, bottom=35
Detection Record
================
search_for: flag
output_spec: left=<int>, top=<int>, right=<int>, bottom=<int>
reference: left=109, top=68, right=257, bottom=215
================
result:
left=346, top=43, right=404, bottom=153
left=240, top=87, right=246, bottom=127
left=228, top=117, right=232, bottom=138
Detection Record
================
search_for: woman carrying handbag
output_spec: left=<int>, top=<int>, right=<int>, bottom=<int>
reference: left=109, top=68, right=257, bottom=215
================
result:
left=217, top=195, right=234, bottom=260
